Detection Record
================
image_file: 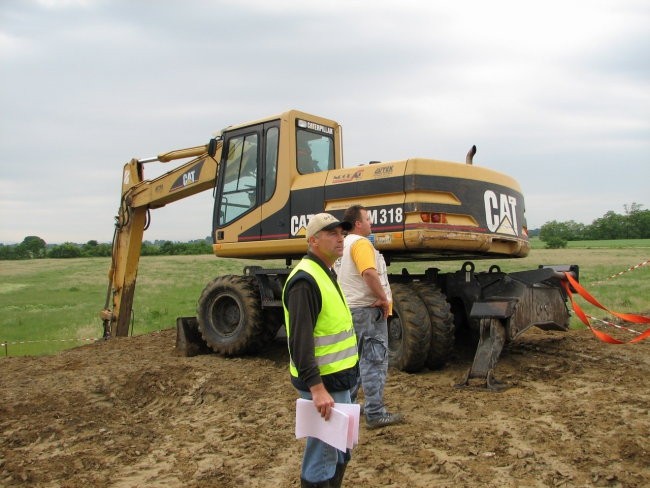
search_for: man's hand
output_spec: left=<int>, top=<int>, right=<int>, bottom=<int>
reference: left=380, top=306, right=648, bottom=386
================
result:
left=371, top=297, right=391, bottom=318
left=362, top=268, right=390, bottom=317
left=309, top=383, right=335, bottom=420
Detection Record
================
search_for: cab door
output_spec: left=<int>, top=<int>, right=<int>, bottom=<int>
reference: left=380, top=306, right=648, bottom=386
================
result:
left=213, top=125, right=263, bottom=243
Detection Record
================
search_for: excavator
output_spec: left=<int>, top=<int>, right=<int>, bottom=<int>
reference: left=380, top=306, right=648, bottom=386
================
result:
left=101, top=109, right=577, bottom=390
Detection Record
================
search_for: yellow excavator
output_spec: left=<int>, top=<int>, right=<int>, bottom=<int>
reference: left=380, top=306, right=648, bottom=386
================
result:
left=101, top=109, right=577, bottom=390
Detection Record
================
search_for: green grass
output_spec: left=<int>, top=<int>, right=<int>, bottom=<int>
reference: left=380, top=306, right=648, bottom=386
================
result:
left=529, top=237, right=650, bottom=249
left=0, top=255, right=283, bottom=356
left=566, top=238, right=650, bottom=249
left=1, top=242, right=648, bottom=356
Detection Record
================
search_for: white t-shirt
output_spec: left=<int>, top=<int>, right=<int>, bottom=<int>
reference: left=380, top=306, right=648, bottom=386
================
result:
left=335, top=233, right=392, bottom=308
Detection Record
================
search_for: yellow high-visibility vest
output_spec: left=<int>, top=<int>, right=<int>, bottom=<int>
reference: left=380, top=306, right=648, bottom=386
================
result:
left=283, top=259, right=358, bottom=378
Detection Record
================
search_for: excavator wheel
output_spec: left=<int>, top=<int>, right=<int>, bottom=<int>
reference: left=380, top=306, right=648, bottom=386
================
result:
left=247, top=308, right=284, bottom=353
left=410, top=282, right=456, bottom=370
left=196, top=275, right=265, bottom=355
left=387, top=283, right=432, bottom=373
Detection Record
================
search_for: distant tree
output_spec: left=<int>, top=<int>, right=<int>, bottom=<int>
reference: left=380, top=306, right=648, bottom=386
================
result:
left=48, top=243, right=82, bottom=258
left=564, top=220, right=587, bottom=240
left=589, top=211, right=627, bottom=239
left=544, top=236, right=568, bottom=249
left=624, top=203, right=650, bottom=239
left=623, top=202, right=643, bottom=215
left=96, top=243, right=112, bottom=256
left=539, top=220, right=575, bottom=248
left=0, top=244, right=20, bottom=260
left=160, top=241, right=176, bottom=255
left=81, top=240, right=111, bottom=257
left=188, top=239, right=212, bottom=254
left=141, top=241, right=162, bottom=256
left=18, top=236, right=47, bottom=258
left=82, top=240, right=98, bottom=256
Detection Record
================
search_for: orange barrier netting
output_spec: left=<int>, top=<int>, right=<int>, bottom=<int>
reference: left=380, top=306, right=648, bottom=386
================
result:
left=562, top=272, right=650, bottom=344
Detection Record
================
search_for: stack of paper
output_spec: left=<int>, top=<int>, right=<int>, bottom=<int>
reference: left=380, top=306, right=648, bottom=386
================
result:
left=295, top=399, right=360, bottom=451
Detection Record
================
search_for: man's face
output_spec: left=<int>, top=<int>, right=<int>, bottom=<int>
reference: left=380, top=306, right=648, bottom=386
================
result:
left=310, top=227, right=346, bottom=265
left=357, top=209, right=373, bottom=237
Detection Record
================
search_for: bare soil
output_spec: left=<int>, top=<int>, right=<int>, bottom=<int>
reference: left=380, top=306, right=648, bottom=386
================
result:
left=1, top=327, right=648, bottom=488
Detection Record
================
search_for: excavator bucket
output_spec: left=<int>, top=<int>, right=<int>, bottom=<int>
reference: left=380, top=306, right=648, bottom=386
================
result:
left=455, top=317, right=509, bottom=391
left=175, top=316, right=211, bottom=357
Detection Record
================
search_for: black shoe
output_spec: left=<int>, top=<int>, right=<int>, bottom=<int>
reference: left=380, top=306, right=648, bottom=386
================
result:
left=300, top=477, right=330, bottom=487
left=365, top=412, right=404, bottom=430
left=329, top=462, right=347, bottom=488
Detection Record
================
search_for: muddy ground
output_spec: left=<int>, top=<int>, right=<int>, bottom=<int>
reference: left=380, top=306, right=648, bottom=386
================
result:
left=1, top=326, right=648, bottom=488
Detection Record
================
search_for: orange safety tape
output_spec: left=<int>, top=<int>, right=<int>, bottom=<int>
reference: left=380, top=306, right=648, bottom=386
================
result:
left=562, top=272, right=650, bottom=344
left=588, top=315, right=642, bottom=336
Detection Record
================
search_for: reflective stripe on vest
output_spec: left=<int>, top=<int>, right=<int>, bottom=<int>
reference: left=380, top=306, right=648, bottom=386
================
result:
left=282, top=258, right=358, bottom=378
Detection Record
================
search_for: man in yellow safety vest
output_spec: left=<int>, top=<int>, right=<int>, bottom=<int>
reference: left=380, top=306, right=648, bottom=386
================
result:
left=283, top=213, right=357, bottom=488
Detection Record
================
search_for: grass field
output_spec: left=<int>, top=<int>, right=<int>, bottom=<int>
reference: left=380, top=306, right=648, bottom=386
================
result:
left=528, top=236, right=650, bottom=250
left=1, top=240, right=648, bottom=356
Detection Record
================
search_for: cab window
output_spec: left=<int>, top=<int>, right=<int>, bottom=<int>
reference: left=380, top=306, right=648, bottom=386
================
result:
left=264, top=127, right=278, bottom=202
left=297, top=129, right=334, bottom=174
left=218, top=133, right=258, bottom=226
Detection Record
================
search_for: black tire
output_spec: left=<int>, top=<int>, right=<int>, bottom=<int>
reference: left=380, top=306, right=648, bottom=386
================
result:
left=196, top=275, right=264, bottom=355
left=387, top=283, right=432, bottom=373
left=410, top=282, right=455, bottom=370
left=248, top=307, right=284, bottom=353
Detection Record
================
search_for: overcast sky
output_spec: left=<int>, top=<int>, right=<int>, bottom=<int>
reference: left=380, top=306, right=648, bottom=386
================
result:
left=1, top=0, right=648, bottom=244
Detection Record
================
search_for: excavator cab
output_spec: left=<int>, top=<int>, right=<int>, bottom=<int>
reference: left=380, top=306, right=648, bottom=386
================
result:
left=211, top=112, right=341, bottom=260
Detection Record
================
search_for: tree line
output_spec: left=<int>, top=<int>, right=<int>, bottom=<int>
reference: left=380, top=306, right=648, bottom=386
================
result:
left=2, top=203, right=649, bottom=259
left=0, top=237, right=213, bottom=260
left=538, top=203, right=650, bottom=248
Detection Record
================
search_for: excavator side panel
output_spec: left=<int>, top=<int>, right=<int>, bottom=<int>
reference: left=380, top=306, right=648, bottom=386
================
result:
left=212, top=155, right=530, bottom=261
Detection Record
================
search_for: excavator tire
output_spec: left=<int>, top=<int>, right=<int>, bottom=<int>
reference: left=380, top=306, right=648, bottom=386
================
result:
left=387, top=283, right=432, bottom=373
left=247, top=308, right=284, bottom=353
left=410, top=282, right=455, bottom=370
left=196, top=275, right=265, bottom=355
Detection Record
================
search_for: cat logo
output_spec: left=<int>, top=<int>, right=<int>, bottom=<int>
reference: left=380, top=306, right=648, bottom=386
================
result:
left=290, top=214, right=315, bottom=236
left=484, top=190, right=518, bottom=236
left=170, top=159, right=205, bottom=192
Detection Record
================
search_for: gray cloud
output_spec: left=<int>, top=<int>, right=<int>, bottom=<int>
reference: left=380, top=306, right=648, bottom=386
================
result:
left=1, top=0, right=648, bottom=244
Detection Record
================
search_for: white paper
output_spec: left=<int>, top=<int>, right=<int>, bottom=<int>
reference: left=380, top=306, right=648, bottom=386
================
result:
left=295, top=399, right=360, bottom=451
left=328, top=402, right=360, bottom=448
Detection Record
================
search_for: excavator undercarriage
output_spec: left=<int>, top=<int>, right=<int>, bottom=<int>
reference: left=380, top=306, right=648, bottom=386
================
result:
left=173, top=261, right=578, bottom=391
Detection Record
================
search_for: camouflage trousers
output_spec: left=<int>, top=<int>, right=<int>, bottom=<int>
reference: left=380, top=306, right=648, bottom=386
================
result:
left=350, top=306, right=388, bottom=419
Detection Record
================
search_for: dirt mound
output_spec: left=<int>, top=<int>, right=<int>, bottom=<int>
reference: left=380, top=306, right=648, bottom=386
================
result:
left=1, top=328, right=648, bottom=487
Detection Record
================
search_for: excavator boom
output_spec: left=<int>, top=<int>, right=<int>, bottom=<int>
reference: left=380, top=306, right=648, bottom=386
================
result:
left=101, top=140, right=221, bottom=337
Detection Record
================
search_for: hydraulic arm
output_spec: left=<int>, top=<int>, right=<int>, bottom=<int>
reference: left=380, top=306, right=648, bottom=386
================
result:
left=101, top=140, right=221, bottom=337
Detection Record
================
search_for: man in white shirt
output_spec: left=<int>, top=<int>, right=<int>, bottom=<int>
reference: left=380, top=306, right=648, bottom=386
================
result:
left=336, top=205, right=404, bottom=429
